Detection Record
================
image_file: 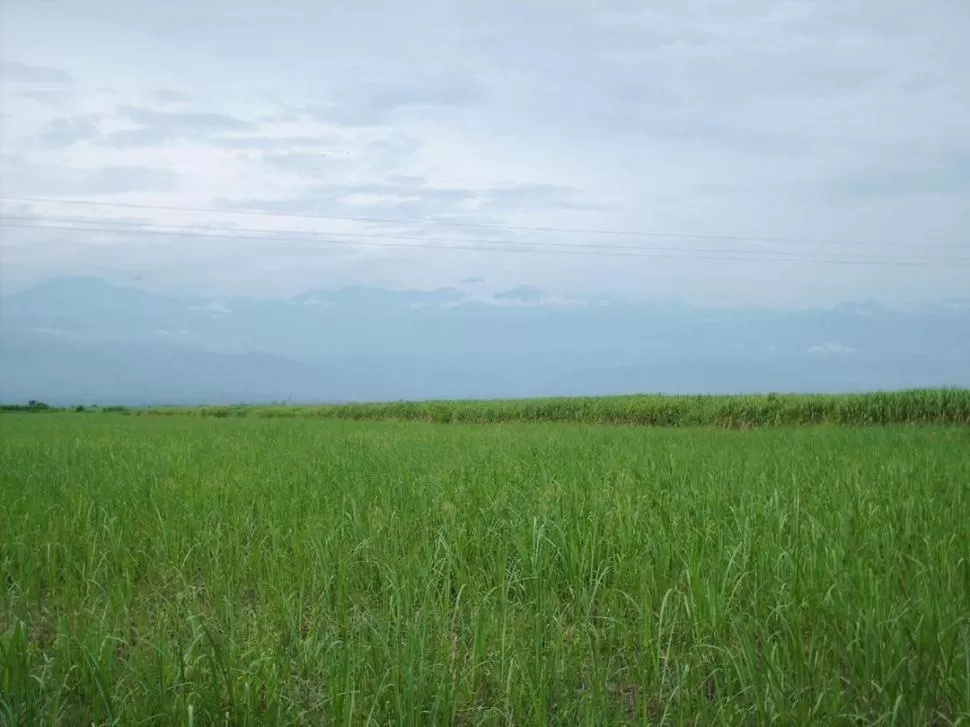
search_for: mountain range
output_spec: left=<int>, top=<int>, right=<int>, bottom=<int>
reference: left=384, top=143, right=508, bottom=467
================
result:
left=1, top=277, right=968, bottom=405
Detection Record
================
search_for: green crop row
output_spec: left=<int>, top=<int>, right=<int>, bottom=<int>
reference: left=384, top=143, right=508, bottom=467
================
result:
left=2, top=414, right=969, bottom=723
left=139, top=388, right=970, bottom=426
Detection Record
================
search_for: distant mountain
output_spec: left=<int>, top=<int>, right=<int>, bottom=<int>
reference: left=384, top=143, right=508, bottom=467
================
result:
left=1, top=277, right=968, bottom=405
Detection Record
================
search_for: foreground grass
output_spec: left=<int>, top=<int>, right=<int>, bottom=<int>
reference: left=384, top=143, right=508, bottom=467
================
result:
left=1, top=415, right=969, bottom=725
left=142, top=388, right=970, bottom=427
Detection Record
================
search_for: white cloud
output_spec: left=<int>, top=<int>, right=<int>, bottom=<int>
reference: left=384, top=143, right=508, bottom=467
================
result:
left=808, top=343, right=856, bottom=354
left=1, top=0, right=968, bottom=307
left=188, top=302, right=232, bottom=319
left=32, top=327, right=71, bottom=337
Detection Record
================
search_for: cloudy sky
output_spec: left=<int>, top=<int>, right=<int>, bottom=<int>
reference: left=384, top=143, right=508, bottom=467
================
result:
left=2, top=0, right=969, bottom=307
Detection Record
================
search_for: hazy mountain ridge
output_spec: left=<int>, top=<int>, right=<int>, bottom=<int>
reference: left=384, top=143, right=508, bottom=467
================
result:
left=1, top=277, right=968, bottom=405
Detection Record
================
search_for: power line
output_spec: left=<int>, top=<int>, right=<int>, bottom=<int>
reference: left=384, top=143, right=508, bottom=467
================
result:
left=2, top=195, right=963, bottom=251
left=3, top=214, right=956, bottom=263
left=4, top=220, right=968, bottom=268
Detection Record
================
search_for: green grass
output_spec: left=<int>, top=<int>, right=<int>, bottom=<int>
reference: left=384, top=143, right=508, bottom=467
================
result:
left=142, top=388, right=970, bottom=427
left=2, top=414, right=969, bottom=724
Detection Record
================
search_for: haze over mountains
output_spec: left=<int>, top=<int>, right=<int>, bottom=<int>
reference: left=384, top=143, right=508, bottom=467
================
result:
left=1, top=277, right=968, bottom=406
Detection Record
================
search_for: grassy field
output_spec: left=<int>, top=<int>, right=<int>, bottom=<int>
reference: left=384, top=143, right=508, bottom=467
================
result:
left=2, top=414, right=969, bottom=724
left=140, top=388, right=970, bottom=427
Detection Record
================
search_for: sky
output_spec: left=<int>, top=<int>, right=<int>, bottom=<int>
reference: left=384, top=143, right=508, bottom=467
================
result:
left=2, top=0, right=969, bottom=307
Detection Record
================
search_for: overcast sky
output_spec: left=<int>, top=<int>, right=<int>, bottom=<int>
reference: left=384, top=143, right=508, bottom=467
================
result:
left=2, top=0, right=969, bottom=307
